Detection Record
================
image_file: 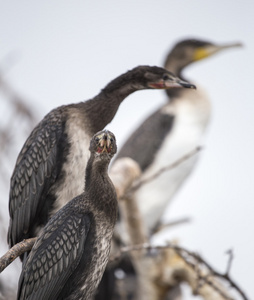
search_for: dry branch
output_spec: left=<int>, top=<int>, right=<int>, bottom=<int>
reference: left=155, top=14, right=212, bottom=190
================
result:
left=110, top=151, right=248, bottom=300
left=123, top=146, right=202, bottom=197
left=110, top=243, right=249, bottom=300
left=0, top=238, right=36, bottom=273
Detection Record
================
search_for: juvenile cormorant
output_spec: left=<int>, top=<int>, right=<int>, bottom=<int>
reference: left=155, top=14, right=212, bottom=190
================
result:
left=116, top=40, right=241, bottom=234
left=8, top=65, right=195, bottom=256
left=17, top=130, right=118, bottom=300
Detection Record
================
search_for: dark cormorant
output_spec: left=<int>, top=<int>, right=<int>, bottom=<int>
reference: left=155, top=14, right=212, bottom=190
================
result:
left=116, top=39, right=241, bottom=234
left=8, top=65, right=195, bottom=256
left=17, top=130, right=118, bottom=300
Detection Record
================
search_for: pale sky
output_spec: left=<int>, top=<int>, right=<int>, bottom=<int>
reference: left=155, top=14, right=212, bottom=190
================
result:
left=0, top=1, right=253, bottom=299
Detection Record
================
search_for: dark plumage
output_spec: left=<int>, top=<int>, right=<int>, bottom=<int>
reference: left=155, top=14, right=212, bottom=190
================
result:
left=17, top=130, right=118, bottom=300
left=8, top=65, right=195, bottom=257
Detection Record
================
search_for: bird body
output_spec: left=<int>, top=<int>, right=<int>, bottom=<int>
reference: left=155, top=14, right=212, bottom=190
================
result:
left=133, top=86, right=211, bottom=230
left=49, top=107, right=91, bottom=217
left=116, top=39, right=241, bottom=234
left=97, top=39, right=241, bottom=300
left=17, top=130, right=118, bottom=300
left=8, top=66, right=194, bottom=251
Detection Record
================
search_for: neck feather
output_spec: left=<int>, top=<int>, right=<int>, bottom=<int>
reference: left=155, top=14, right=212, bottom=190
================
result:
left=84, top=153, right=110, bottom=193
left=84, top=153, right=117, bottom=219
left=164, top=56, right=188, bottom=100
left=84, top=69, right=145, bottom=133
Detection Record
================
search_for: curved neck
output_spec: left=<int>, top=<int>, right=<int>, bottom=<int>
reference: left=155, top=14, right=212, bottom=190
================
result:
left=164, top=55, right=188, bottom=100
left=84, top=70, right=146, bottom=133
left=84, top=153, right=117, bottom=218
left=85, top=154, right=110, bottom=191
left=164, top=59, right=182, bottom=78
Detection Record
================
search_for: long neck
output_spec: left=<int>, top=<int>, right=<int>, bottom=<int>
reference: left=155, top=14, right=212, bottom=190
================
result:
left=84, top=70, right=146, bottom=133
left=84, top=154, right=117, bottom=217
left=85, top=154, right=109, bottom=190
left=164, top=54, right=188, bottom=100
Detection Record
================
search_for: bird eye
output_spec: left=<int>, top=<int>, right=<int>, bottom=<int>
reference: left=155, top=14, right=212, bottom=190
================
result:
left=110, top=138, right=114, bottom=142
left=95, top=137, right=100, bottom=142
left=163, top=74, right=171, bottom=81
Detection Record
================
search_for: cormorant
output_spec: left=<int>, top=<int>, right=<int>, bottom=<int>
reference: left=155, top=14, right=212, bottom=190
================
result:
left=116, top=39, right=241, bottom=234
left=17, top=130, right=118, bottom=300
left=8, top=65, right=195, bottom=257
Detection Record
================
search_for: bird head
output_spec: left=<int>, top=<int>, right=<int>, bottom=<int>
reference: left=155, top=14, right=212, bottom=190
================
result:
left=90, top=130, right=117, bottom=158
left=142, top=66, right=196, bottom=90
left=165, top=38, right=243, bottom=72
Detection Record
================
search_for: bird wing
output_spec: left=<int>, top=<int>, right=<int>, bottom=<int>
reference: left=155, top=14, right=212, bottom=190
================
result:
left=116, top=108, right=175, bottom=171
left=8, top=107, right=65, bottom=247
left=17, top=203, right=91, bottom=300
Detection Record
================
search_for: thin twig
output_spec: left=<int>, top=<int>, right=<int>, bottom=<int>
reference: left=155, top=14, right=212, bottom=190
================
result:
left=225, top=249, right=234, bottom=277
left=122, top=147, right=202, bottom=198
left=110, top=243, right=249, bottom=300
left=152, top=217, right=192, bottom=235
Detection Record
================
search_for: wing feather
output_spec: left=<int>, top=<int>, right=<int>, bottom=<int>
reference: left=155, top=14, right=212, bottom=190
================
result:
left=8, top=107, right=65, bottom=247
left=18, top=203, right=90, bottom=300
left=116, top=108, right=175, bottom=171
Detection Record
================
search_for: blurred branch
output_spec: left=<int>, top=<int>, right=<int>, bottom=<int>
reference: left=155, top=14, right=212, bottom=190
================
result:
left=152, top=217, right=192, bottom=235
left=111, top=151, right=248, bottom=300
left=111, top=243, right=249, bottom=300
left=109, top=157, right=141, bottom=199
left=0, top=238, right=36, bottom=273
left=0, top=65, right=39, bottom=212
left=0, top=72, right=36, bottom=123
left=122, top=146, right=202, bottom=198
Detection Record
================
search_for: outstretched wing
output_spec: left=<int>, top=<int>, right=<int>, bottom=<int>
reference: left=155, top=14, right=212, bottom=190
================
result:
left=17, top=202, right=91, bottom=300
left=8, top=107, right=66, bottom=247
left=116, top=108, right=175, bottom=171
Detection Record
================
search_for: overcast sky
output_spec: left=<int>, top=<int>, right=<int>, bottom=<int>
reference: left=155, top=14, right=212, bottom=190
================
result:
left=0, top=1, right=253, bottom=299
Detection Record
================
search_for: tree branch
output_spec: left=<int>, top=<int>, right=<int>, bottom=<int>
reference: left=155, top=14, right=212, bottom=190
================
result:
left=110, top=243, right=249, bottom=300
left=152, top=216, right=192, bottom=235
left=0, top=238, right=37, bottom=273
left=122, top=146, right=202, bottom=198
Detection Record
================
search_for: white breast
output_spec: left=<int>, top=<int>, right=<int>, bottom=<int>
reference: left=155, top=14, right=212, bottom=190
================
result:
left=135, top=87, right=211, bottom=232
left=52, top=115, right=91, bottom=216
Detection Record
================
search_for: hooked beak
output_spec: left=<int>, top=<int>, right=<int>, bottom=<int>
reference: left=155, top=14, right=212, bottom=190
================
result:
left=149, top=78, right=196, bottom=90
left=194, top=42, right=243, bottom=61
left=164, top=79, right=196, bottom=90
left=213, top=42, right=243, bottom=53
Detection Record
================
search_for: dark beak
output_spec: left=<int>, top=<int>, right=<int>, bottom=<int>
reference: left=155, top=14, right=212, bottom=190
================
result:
left=177, top=80, right=196, bottom=89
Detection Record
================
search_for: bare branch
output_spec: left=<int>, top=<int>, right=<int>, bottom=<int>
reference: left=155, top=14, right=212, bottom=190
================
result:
left=109, top=157, right=141, bottom=199
left=110, top=243, right=249, bottom=300
left=123, top=146, right=202, bottom=198
left=0, top=238, right=36, bottom=273
left=152, top=216, right=192, bottom=235
left=225, top=249, right=234, bottom=277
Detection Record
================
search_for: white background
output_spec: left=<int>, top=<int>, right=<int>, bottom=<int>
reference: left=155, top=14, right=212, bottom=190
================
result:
left=0, top=1, right=253, bottom=299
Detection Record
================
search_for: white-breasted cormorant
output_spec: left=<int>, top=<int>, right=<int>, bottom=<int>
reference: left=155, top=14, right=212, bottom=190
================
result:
left=116, top=39, right=241, bottom=235
left=17, top=130, right=118, bottom=300
left=8, top=65, right=195, bottom=257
